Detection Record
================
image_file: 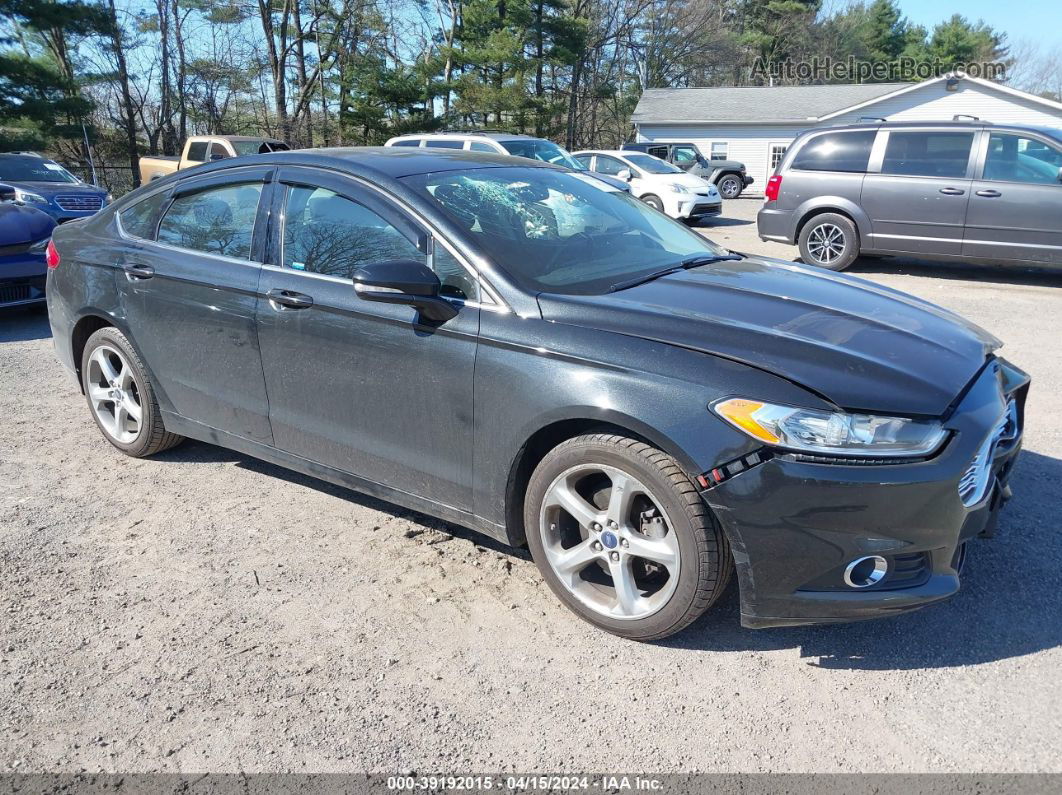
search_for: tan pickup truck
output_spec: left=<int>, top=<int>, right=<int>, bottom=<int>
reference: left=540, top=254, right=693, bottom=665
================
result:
left=139, top=135, right=289, bottom=183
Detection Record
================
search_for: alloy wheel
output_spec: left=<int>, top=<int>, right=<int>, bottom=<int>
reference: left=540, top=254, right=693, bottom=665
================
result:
left=538, top=463, right=681, bottom=620
left=807, top=222, right=846, bottom=264
left=719, top=175, right=741, bottom=199
left=86, top=345, right=143, bottom=444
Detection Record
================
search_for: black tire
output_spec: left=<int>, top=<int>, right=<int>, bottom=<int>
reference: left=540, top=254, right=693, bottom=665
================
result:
left=717, top=173, right=743, bottom=199
left=81, top=326, right=184, bottom=457
left=640, top=194, right=664, bottom=212
left=524, top=432, right=731, bottom=641
left=798, top=212, right=859, bottom=271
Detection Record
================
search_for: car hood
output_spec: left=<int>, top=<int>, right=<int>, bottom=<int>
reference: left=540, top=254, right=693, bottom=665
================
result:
left=536, top=256, right=999, bottom=416
left=654, top=172, right=712, bottom=191
left=0, top=204, right=55, bottom=244
left=16, top=181, right=105, bottom=197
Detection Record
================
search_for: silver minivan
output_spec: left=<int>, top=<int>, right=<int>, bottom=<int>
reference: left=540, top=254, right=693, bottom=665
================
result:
left=757, top=120, right=1062, bottom=270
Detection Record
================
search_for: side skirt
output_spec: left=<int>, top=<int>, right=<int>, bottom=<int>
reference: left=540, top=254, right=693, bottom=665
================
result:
left=161, top=410, right=510, bottom=544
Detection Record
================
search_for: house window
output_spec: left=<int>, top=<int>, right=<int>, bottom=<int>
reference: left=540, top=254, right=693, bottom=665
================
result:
left=710, top=142, right=728, bottom=161
left=770, top=144, right=788, bottom=171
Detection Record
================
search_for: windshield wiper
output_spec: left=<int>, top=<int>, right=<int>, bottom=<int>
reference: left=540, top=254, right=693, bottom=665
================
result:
left=608, top=253, right=744, bottom=293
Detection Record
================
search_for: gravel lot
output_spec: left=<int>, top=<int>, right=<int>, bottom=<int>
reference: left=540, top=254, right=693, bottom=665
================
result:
left=2, top=198, right=1061, bottom=774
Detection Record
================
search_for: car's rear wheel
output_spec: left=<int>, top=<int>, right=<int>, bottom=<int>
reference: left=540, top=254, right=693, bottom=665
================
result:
left=525, top=432, right=731, bottom=641
left=640, top=194, right=664, bottom=212
left=81, top=327, right=183, bottom=457
left=717, top=174, right=743, bottom=199
left=798, top=212, right=859, bottom=271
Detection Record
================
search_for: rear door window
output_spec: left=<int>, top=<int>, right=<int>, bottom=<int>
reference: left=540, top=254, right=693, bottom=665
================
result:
left=391, top=139, right=421, bottom=147
left=593, top=156, right=628, bottom=176
left=469, top=141, right=495, bottom=152
left=881, top=131, right=975, bottom=178
left=157, top=183, right=263, bottom=259
left=673, top=146, right=700, bottom=165
left=425, top=140, right=464, bottom=149
left=791, top=131, right=876, bottom=173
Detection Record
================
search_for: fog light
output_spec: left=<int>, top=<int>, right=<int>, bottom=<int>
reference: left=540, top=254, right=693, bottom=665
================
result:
left=843, top=555, right=888, bottom=588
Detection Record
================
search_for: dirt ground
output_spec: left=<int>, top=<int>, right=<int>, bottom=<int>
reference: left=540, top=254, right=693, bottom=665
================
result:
left=2, top=198, right=1061, bottom=774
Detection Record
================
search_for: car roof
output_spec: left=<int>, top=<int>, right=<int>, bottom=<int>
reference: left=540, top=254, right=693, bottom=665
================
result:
left=392, top=131, right=543, bottom=143
left=151, top=147, right=562, bottom=184
left=573, top=150, right=636, bottom=159
left=802, top=120, right=1062, bottom=137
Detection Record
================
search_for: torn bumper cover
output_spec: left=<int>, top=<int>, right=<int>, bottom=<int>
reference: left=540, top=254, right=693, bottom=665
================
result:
left=701, top=358, right=1029, bottom=629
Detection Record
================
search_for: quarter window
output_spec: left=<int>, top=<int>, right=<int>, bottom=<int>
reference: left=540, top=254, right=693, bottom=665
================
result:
left=209, top=142, right=230, bottom=161
left=792, top=131, right=875, bottom=173
left=983, top=133, right=1062, bottom=184
left=186, top=141, right=209, bottom=163
left=881, top=131, right=974, bottom=178
left=391, top=139, right=421, bottom=147
left=710, top=142, right=728, bottom=161
left=156, top=182, right=262, bottom=259
left=469, top=141, right=495, bottom=152
left=646, top=146, right=668, bottom=159
left=425, top=140, right=464, bottom=149
left=118, top=191, right=168, bottom=240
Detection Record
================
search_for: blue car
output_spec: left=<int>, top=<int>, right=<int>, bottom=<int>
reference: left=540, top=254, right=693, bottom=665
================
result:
left=0, top=199, right=55, bottom=308
left=0, top=153, right=109, bottom=223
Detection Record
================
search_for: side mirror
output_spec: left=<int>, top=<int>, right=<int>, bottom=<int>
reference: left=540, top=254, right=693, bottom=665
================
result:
left=352, top=258, right=458, bottom=322
left=617, top=168, right=633, bottom=182
left=0, top=183, right=16, bottom=203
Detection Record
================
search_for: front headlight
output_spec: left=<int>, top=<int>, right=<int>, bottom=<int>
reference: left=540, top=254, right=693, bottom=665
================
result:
left=668, top=183, right=691, bottom=194
left=713, top=398, right=947, bottom=458
left=15, top=189, right=48, bottom=205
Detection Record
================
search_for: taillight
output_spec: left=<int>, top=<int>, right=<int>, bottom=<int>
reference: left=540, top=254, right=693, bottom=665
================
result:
left=45, top=240, right=60, bottom=269
left=765, top=175, right=783, bottom=202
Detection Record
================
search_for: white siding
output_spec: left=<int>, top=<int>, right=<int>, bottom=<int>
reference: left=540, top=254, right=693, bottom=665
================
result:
left=636, top=80, right=1062, bottom=195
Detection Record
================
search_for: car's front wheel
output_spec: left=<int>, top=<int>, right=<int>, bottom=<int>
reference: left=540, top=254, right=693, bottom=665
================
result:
left=717, top=173, right=743, bottom=199
left=798, top=212, right=859, bottom=271
left=640, top=194, right=664, bottom=212
left=81, top=326, right=183, bottom=457
left=525, top=432, right=731, bottom=640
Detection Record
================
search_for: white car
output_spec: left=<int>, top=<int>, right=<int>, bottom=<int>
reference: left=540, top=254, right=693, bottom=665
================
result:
left=572, top=149, right=722, bottom=223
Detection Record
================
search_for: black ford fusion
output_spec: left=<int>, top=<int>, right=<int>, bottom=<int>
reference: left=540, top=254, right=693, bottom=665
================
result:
left=46, top=148, right=1028, bottom=640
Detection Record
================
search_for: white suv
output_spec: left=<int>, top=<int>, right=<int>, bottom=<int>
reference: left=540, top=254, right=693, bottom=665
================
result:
left=573, top=149, right=722, bottom=223
left=384, top=132, right=631, bottom=192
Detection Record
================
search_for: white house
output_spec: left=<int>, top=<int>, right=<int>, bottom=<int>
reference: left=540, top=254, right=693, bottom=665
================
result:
left=631, top=75, right=1062, bottom=194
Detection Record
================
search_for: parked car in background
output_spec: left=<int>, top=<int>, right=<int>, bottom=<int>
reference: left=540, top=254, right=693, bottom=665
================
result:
left=0, top=153, right=109, bottom=224
left=758, top=120, right=1062, bottom=271
left=0, top=186, right=55, bottom=308
left=139, top=135, right=289, bottom=183
left=384, top=131, right=631, bottom=192
left=47, top=147, right=1028, bottom=639
left=621, top=142, right=753, bottom=199
left=574, top=149, right=722, bottom=223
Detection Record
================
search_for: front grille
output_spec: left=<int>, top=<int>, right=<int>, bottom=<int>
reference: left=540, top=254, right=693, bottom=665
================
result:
left=690, top=203, right=721, bottom=216
left=958, top=399, right=1017, bottom=507
left=55, top=194, right=103, bottom=211
left=0, top=284, right=32, bottom=304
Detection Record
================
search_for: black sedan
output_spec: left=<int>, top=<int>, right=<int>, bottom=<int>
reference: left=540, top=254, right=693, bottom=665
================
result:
left=46, top=148, right=1028, bottom=640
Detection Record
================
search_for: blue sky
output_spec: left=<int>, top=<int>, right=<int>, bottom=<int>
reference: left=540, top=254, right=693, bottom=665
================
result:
left=899, top=0, right=1059, bottom=49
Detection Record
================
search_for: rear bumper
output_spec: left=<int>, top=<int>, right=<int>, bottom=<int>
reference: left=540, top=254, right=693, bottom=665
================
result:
left=743, top=176, right=754, bottom=187
left=756, top=205, right=794, bottom=243
left=702, top=358, right=1029, bottom=628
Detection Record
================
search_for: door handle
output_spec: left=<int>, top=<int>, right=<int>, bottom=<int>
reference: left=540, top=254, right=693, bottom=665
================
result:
left=976, top=189, right=1002, bottom=198
left=938, top=187, right=965, bottom=196
left=122, top=263, right=155, bottom=280
left=265, top=288, right=313, bottom=309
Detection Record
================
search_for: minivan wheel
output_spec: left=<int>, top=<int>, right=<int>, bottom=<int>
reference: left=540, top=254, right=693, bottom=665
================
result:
left=717, top=174, right=742, bottom=199
left=81, top=327, right=183, bottom=457
left=524, top=433, right=731, bottom=641
left=640, top=194, right=664, bottom=211
left=798, top=213, right=859, bottom=271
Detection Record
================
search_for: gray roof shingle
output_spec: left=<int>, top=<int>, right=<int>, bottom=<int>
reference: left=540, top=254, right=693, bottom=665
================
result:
left=632, top=83, right=910, bottom=124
